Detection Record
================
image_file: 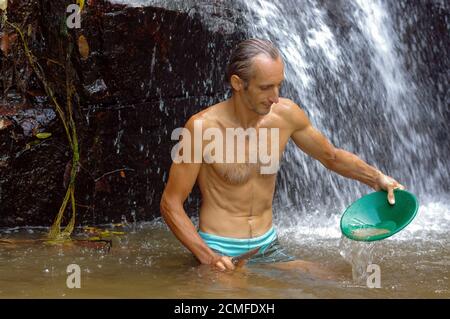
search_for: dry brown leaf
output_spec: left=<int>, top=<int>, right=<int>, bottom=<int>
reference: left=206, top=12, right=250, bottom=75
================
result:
left=0, top=33, right=9, bottom=55
left=0, top=119, right=12, bottom=130
left=78, top=34, right=89, bottom=60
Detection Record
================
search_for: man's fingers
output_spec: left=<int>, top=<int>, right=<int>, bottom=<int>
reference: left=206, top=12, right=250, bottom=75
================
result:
left=214, top=257, right=235, bottom=271
left=215, top=261, right=226, bottom=271
left=387, top=187, right=395, bottom=205
left=377, top=172, right=405, bottom=205
left=221, top=257, right=236, bottom=271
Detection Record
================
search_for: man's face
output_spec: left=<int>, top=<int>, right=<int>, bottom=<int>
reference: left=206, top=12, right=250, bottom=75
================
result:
left=242, top=55, right=285, bottom=115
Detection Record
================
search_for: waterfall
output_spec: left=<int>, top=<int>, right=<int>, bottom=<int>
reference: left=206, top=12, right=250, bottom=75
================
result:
left=240, top=0, right=449, bottom=240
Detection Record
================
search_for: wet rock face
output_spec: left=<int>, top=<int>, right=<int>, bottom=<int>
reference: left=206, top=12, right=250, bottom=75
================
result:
left=0, top=0, right=247, bottom=226
left=78, top=2, right=242, bottom=106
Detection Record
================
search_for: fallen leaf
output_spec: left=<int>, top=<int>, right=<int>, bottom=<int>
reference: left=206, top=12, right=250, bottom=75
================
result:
left=85, top=236, right=100, bottom=241
left=0, top=33, right=9, bottom=55
left=25, top=140, right=41, bottom=150
left=120, top=170, right=126, bottom=178
left=27, top=24, right=33, bottom=37
left=77, top=0, right=85, bottom=12
left=0, top=118, right=12, bottom=130
left=36, top=132, right=52, bottom=139
left=78, top=34, right=89, bottom=60
left=0, top=0, right=7, bottom=11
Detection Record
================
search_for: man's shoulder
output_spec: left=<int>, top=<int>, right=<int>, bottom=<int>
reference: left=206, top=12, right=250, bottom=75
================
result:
left=273, top=98, right=305, bottom=118
left=273, top=98, right=309, bottom=131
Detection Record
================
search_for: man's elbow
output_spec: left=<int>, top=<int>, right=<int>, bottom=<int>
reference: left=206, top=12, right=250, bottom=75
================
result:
left=160, top=193, right=180, bottom=221
left=160, top=194, right=172, bottom=219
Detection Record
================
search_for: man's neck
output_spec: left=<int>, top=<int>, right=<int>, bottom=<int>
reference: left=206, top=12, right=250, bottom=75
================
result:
left=229, top=94, right=263, bottom=129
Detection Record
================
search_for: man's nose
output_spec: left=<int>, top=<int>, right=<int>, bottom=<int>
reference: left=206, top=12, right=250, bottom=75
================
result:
left=269, top=88, right=279, bottom=104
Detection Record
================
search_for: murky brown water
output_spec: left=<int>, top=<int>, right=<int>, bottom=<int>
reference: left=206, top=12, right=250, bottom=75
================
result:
left=1, top=218, right=448, bottom=299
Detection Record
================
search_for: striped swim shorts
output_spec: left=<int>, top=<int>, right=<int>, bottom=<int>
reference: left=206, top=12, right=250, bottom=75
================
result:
left=198, top=226, right=295, bottom=265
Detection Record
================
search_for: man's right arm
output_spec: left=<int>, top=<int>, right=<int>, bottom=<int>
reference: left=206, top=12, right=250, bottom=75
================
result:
left=160, top=117, right=235, bottom=270
left=160, top=161, right=217, bottom=264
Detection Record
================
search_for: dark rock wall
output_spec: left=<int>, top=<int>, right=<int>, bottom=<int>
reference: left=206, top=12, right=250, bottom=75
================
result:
left=0, top=0, right=248, bottom=226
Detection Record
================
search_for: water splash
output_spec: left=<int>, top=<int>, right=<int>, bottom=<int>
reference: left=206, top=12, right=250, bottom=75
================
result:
left=339, top=236, right=377, bottom=283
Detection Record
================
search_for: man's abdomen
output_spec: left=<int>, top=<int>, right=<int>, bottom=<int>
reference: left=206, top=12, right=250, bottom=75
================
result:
left=199, top=204, right=273, bottom=239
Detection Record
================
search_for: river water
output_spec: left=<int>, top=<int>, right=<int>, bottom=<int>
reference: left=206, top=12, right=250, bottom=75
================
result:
left=1, top=200, right=448, bottom=299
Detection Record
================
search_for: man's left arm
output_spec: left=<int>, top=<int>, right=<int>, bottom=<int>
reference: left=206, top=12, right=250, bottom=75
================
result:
left=287, top=101, right=405, bottom=205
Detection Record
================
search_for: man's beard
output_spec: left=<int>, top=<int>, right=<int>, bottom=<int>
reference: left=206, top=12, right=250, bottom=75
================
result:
left=245, top=95, right=270, bottom=116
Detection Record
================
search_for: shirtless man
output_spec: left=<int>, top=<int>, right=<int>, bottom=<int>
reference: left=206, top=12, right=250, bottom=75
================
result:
left=160, top=39, right=404, bottom=273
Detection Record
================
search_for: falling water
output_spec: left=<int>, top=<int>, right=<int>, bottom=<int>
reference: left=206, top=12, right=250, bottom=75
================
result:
left=339, top=237, right=377, bottom=283
left=241, top=1, right=449, bottom=226
left=241, top=0, right=449, bottom=282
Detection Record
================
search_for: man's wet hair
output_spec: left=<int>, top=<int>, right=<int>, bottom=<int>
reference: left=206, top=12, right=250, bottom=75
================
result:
left=225, top=38, right=281, bottom=90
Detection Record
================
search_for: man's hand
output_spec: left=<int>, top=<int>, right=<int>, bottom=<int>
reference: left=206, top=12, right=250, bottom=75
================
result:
left=212, top=255, right=236, bottom=271
left=374, top=171, right=405, bottom=205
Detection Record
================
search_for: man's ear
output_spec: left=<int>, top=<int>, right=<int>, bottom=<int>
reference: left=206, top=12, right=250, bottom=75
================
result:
left=230, top=75, right=244, bottom=91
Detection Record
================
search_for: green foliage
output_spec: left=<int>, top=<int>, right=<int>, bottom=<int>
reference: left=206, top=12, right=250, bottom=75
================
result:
left=5, top=17, right=80, bottom=241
